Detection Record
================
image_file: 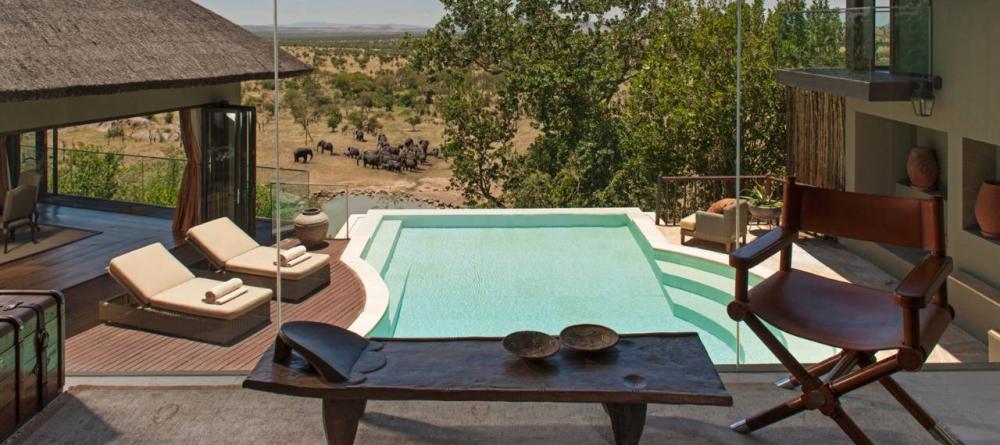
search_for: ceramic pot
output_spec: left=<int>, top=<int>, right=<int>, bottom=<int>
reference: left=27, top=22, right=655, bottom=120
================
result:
left=293, top=208, right=329, bottom=246
left=906, top=147, right=939, bottom=191
left=748, top=205, right=782, bottom=222
left=975, top=181, right=1000, bottom=238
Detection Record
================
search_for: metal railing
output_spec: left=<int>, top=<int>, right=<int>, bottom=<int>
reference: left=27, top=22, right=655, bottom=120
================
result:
left=53, top=148, right=187, bottom=207
left=654, top=175, right=783, bottom=226
left=777, top=5, right=932, bottom=78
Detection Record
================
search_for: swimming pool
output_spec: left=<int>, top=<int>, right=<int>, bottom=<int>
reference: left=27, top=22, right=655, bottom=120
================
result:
left=345, top=209, right=836, bottom=365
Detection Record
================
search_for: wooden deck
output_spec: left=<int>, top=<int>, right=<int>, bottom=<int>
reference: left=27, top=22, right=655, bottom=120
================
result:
left=66, top=240, right=365, bottom=375
left=0, top=204, right=186, bottom=336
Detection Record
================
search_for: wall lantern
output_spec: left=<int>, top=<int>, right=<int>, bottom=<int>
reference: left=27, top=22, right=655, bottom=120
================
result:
left=911, top=76, right=943, bottom=117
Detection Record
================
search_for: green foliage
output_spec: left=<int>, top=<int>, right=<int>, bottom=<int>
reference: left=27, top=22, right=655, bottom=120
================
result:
left=743, top=183, right=782, bottom=208
left=438, top=79, right=516, bottom=207
left=405, top=114, right=422, bottom=131
left=285, top=76, right=334, bottom=143
left=57, top=144, right=184, bottom=208
left=326, top=109, right=344, bottom=132
left=412, top=0, right=798, bottom=209
left=60, top=146, right=122, bottom=199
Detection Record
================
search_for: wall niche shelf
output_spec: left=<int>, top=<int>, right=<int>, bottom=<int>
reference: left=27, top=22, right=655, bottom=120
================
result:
left=895, top=179, right=946, bottom=200
left=965, top=228, right=1000, bottom=247
left=961, top=138, right=999, bottom=238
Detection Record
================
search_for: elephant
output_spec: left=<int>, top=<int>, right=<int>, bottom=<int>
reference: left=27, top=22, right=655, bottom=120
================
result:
left=361, top=151, right=381, bottom=169
left=403, top=156, right=417, bottom=171
left=293, top=148, right=313, bottom=163
left=419, top=139, right=430, bottom=151
left=345, top=146, right=361, bottom=159
left=404, top=138, right=414, bottom=148
left=378, top=133, right=389, bottom=146
left=389, top=145, right=401, bottom=156
left=316, top=140, right=334, bottom=155
left=384, top=160, right=403, bottom=173
left=355, top=129, right=366, bottom=142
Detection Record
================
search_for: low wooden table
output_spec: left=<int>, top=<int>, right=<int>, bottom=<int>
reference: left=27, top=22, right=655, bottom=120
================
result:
left=244, top=333, right=732, bottom=445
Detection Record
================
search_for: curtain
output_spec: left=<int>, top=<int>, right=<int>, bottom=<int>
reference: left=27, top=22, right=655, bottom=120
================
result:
left=172, top=109, right=202, bottom=234
left=0, top=135, right=10, bottom=200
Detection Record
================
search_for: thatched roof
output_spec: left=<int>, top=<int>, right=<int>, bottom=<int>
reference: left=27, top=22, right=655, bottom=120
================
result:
left=0, top=0, right=312, bottom=103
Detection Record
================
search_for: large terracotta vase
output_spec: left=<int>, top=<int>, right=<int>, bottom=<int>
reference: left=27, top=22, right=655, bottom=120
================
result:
left=907, top=147, right=939, bottom=191
left=975, top=181, right=1000, bottom=238
left=293, top=208, right=329, bottom=247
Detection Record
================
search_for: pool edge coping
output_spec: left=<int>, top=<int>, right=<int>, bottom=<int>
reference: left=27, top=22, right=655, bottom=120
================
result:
left=340, top=208, right=776, bottom=337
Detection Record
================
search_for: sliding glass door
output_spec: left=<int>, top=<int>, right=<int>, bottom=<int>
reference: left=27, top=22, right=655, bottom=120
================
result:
left=201, top=106, right=257, bottom=236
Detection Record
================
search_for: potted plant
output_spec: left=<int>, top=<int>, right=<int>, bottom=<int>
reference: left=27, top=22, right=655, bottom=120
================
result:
left=744, top=184, right=782, bottom=223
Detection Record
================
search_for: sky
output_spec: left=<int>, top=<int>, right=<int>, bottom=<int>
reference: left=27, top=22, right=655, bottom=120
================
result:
left=192, top=1, right=848, bottom=27
left=193, top=0, right=447, bottom=27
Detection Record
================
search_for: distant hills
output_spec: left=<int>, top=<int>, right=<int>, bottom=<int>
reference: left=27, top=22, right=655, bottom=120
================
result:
left=244, top=22, right=429, bottom=39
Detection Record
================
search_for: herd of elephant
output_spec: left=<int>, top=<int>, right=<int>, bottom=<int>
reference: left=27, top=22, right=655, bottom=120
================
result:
left=292, top=130, right=440, bottom=174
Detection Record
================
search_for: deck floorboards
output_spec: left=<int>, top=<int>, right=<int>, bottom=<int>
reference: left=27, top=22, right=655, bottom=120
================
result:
left=66, top=240, right=365, bottom=375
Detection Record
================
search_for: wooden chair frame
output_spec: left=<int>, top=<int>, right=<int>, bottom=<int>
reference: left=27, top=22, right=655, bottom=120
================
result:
left=726, top=177, right=960, bottom=445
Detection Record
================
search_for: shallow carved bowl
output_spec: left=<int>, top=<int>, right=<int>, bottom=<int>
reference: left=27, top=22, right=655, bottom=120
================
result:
left=503, top=331, right=560, bottom=360
left=560, top=324, right=620, bottom=353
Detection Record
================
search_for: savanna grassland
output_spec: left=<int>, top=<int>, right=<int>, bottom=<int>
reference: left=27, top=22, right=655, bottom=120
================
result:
left=57, top=36, right=498, bottom=207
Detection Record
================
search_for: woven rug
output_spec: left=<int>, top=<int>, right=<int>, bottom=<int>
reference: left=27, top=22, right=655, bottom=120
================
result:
left=0, top=225, right=99, bottom=266
left=9, top=380, right=991, bottom=445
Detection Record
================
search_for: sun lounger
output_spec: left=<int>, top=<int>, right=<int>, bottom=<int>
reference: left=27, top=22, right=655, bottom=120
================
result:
left=186, top=218, right=331, bottom=302
left=101, top=243, right=272, bottom=345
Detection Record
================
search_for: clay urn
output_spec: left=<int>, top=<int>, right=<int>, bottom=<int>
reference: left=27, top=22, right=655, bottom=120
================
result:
left=975, top=181, right=1000, bottom=238
left=293, top=208, right=329, bottom=247
left=907, top=147, right=939, bottom=191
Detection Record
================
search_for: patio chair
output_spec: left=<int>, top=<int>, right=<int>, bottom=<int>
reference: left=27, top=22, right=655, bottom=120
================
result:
left=103, top=243, right=272, bottom=344
left=2, top=185, right=39, bottom=253
left=186, top=218, right=330, bottom=302
left=679, top=200, right=749, bottom=252
left=726, top=177, right=958, bottom=445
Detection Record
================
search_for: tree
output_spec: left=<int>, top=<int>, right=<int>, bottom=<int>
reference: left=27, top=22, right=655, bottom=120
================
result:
left=346, top=110, right=366, bottom=132
left=412, top=0, right=796, bottom=209
left=326, top=109, right=343, bottom=133
left=363, top=115, right=383, bottom=134
left=411, top=0, right=664, bottom=207
left=405, top=115, right=422, bottom=131
left=438, top=80, right=516, bottom=207
left=285, top=76, right=332, bottom=143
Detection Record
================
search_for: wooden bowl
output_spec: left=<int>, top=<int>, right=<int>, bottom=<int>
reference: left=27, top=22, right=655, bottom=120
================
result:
left=560, top=324, right=620, bottom=353
left=503, top=331, right=560, bottom=360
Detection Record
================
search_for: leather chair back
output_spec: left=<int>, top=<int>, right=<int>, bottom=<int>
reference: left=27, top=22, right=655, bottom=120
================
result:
left=781, top=178, right=945, bottom=254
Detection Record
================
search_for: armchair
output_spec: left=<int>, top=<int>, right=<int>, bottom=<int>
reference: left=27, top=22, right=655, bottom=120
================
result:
left=726, top=177, right=958, bottom=445
left=679, top=200, right=749, bottom=252
left=2, top=185, right=39, bottom=253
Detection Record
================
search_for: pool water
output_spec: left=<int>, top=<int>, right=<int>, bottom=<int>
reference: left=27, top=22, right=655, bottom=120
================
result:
left=363, top=213, right=835, bottom=365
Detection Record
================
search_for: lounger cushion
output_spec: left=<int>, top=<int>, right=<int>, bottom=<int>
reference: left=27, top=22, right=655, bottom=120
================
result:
left=225, top=246, right=330, bottom=280
left=187, top=218, right=259, bottom=266
left=150, top=278, right=272, bottom=320
left=109, top=243, right=194, bottom=304
left=680, top=214, right=697, bottom=232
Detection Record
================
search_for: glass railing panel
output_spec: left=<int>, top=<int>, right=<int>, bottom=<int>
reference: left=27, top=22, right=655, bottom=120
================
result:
left=777, top=5, right=931, bottom=80
left=52, top=148, right=187, bottom=207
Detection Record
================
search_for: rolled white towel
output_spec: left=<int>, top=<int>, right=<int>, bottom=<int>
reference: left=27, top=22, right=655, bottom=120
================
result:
left=286, top=253, right=312, bottom=267
left=278, top=245, right=308, bottom=266
left=214, top=288, right=248, bottom=305
left=206, top=278, right=243, bottom=303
